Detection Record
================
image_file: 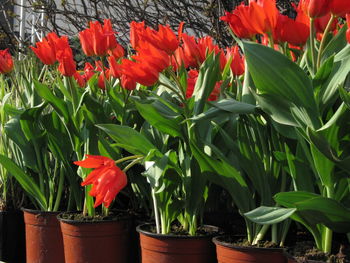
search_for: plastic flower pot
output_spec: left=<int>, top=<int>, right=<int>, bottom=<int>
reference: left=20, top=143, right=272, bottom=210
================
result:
left=0, top=210, right=26, bottom=263
left=22, top=208, right=64, bottom=263
left=58, top=213, right=133, bottom=263
left=137, top=223, right=219, bottom=263
left=213, top=236, right=287, bottom=263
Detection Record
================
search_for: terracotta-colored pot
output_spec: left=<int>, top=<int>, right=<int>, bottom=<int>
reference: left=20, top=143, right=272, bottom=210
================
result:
left=0, top=210, right=25, bottom=263
left=213, top=236, right=287, bottom=263
left=137, top=223, right=218, bottom=263
left=22, top=208, right=64, bottom=263
left=58, top=213, right=132, bottom=263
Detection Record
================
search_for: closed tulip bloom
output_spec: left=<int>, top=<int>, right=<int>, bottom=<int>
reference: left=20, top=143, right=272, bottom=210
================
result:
left=182, top=34, right=201, bottom=68
left=108, top=56, right=122, bottom=78
left=108, top=43, right=125, bottom=60
left=75, top=155, right=127, bottom=208
left=121, top=75, right=136, bottom=90
left=346, top=14, right=350, bottom=43
left=314, top=14, right=338, bottom=33
left=0, top=49, right=14, bottom=74
left=145, top=24, right=179, bottom=54
left=330, top=0, right=350, bottom=17
left=226, top=46, right=245, bottom=76
left=56, top=48, right=76, bottom=77
left=98, top=69, right=111, bottom=90
left=301, top=0, right=330, bottom=18
left=103, top=19, right=118, bottom=51
left=79, top=29, right=95, bottom=56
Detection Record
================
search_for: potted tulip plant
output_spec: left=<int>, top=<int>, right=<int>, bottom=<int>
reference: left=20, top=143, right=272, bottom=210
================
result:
left=0, top=49, right=26, bottom=263
left=218, top=0, right=350, bottom=262
left=96, top=22, right=232, bottom=262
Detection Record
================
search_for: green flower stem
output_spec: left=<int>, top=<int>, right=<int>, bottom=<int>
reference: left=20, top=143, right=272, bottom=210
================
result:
left=122, top=157, right=143, bottom=173
left=323, top=186, right=334, bottom=253
left=316, top=15, right=336, bottom=70
left=115, top=155, right=143, bottom=164
left=9, top=73, right=27, bottom=109
left=309, top=18, right=317, bottom=73
left=53, top=163, right=65, bottom=211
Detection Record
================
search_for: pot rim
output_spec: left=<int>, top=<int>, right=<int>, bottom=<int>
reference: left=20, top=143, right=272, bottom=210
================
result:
left=136, top=223, right=221, bottom=239
left=57, top=211, right=132, bottom=225
left=21, top=207, right=61, bottom=215
left=212, top=235, right=286, bottom=252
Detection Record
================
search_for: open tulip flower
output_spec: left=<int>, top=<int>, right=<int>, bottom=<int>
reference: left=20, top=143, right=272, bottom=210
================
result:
left=0, top=49, right=14, bottom=74
left=74, top=155, right=127, bottom=208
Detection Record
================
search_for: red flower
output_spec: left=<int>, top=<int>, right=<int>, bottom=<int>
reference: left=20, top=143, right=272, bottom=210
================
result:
left=314, top=14, right=338, bottom=33
left=274, top=4, right=310, bottom=46
left=73, top=62, right=95, bottom=87
left=186, top=69, right=221, bottom=101
left=346, top=14, right=350, bottom=43
left=121, top=75, right=137, bottom=90
left=133, top=42, right=170, bottom=73
left=79, top=19, right=118, bottom=57
left=108, top=43, right=125, bottom=60
left=120, top=58, right=159, bottom=87
left=300, top=0, right=330, bottom=18
left=74, top=155, right=127, bottom=208
left=330, top=0, right=350, bottom=17
left=226, top=46, right=245, bottom=76
left=221, top=11, right=255, bottom=39
left=30, top=38, right=57, bottom=65
left=98, top=69, right=111, bottom=90
left=0, top=49, right=14, bottom=74
left=228, top=0, right=278, bottom=36
left=182, top=34, right=201, bottom=68
left=56, top=48, right=76, bottom=77
left=108, top=56, right=122, bottom=78
left=130, top=21, right=146, bottom=50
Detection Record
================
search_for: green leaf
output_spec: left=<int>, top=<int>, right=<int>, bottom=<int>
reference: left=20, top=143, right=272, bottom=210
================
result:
left=244, top=206, right=296, bottom=225
left=34, top=80, right=69, bottom=122
left=134, top=101, right=183, bottom=138
left=193, top=52, right=221, bottom=115
left=0, top=154, right=47, bottom=210
left=96, top=124, right=159, bottom=156
left=243, top=41, right=320, bottom=129
left=275, top=191, right=350, bottom=233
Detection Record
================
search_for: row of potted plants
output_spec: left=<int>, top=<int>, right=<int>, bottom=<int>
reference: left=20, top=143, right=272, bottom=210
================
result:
left=0, top=0, right=350, bottom=262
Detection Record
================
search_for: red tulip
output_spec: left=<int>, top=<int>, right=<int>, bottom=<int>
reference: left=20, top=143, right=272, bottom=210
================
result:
left=108, top=43, right=125, bottom=60
left=133, top=42, right=170, bottom=73
left=74, top=155, right=127, bottom=208
left=182, top=34, right=201, bottom=68
left=79, top=19, right=118, bottom=57
left=98, top=69, right=111, bottom=90
left=226, top=46, right=245, bottom=76
left=300, top=0, right=330, bottom=18
left=144, top=24, right=180, bottom=54
left=227, top=0, right=278, bottom=36
left=171, top=47, right=188, bottom=70
left=221, top=11, right=255, bottom=39
left=56, top=48, right=76, bottom=77
left=73, top=62, right=95, bottom=87
left=186, top=69, right=221, bottom=101
left=0, top=49, right=14, bottom=74
left=346, top=14, right=350, bottom=43
left=31, top=39, right=57, bottom=65
left=130, top=21, right=146, bottom=50
left=120, top=59, right=159, bottom=87
left=330, top=0, right=350, bottom=17
left=314, top=14, right=338, bottom=33
left=121, top=75, right=136, bottom=90
left=108, top=56, right=122, bottom=78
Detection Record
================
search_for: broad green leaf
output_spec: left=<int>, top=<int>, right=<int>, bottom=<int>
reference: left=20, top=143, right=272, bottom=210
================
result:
left=243, top=41, right=320, bottom=129
left=275, top=191, right=350, bottom=233
left=96, top=124, right=159, bottom=156
left=339, top=87, right=350, bottom=109
left=34, top=80, right=69, bottom=122
left=244, top=206, right=296, bottom=225
left=322, top=25, right=348, bottom=63
left=193, top=52, right=221, bottom=115
left=0, top=154, right=47, bottom=210
left=134, top=101, right=183, bottom=138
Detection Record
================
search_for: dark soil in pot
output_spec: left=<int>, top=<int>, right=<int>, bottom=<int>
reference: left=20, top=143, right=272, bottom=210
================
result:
left=58, top=211, right=134, bottom=263
left=213, top=235, right=287, bottom=263
left=137, top=223, right=219, bottom=263
left=0, top=210, right=25, bottom=263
